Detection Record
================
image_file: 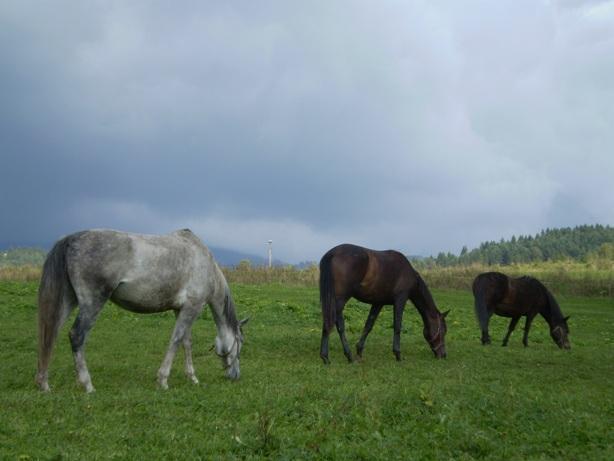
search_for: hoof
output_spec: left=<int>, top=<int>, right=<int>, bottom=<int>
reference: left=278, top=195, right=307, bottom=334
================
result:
left=394, top=352, right=401, bottom=361
left=321, top=356, right=330, bottom=365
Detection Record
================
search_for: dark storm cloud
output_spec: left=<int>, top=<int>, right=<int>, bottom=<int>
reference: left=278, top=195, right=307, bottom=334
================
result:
left=1, top=1, right=613, bottom=261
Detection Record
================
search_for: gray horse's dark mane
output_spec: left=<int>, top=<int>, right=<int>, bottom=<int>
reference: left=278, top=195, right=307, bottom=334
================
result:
left=223, top=287, right=239, bottom=331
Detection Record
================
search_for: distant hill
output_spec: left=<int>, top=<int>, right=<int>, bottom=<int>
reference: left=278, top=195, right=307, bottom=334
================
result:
left=413, top=224, right=614, bottom=268
left=0, top=245, right=284, bottom=268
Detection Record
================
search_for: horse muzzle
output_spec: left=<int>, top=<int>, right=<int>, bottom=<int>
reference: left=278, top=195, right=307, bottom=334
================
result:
left=226, top=364, right=241, bottom=381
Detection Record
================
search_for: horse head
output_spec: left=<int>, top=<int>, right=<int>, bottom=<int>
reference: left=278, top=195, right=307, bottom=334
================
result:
left=550, top=316, right=571, bottom=350
left=215, top=317, right=249, bottom=380
left=423, top=310, right=449, bottom=358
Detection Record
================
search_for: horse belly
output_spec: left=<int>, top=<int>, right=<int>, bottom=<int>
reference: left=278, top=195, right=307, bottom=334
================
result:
left=110, top=281, right=184, bottom=313
left=494, top=303, right=526, bottom=317
left=353, top=288, right=394, bottom=306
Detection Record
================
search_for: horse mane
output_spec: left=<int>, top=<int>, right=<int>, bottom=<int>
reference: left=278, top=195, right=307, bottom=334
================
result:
left=414, top=273, right=440, bottom=319
left=223, top=286, right=239, bottom=331
left=525, top=276, right=565, bottom=323
left=543, top=286, right=565, bottom=322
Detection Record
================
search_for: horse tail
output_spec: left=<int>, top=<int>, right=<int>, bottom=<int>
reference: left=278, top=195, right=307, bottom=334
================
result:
left=472, top=276, right=490, bottom=331
left=37, top=235, right=77, bottom=389
left=319, top=251, right=336, bottom=332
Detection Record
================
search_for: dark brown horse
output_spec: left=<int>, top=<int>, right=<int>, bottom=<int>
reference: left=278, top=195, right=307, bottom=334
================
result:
left=472, top=272, right=570, bottom=349
left=319, top=244, right=449, bottom=363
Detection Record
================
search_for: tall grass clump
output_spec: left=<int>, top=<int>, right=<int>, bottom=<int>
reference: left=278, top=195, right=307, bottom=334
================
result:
left=222, top=260, right=613, bottom=297
left=223, top=260, right=319, bottom=286
left=420, top=261, right=614, bottom=297
left=0, top=265, right=41, bottom=282
left=1, top=258, right=611, bottom=297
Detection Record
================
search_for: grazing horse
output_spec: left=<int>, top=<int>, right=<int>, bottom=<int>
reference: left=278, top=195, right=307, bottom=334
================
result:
left=472, top=272, right=570, bottom=349
left=319, top=244, right=449, bottom=363
left=36, top=229, right=247, bottom=393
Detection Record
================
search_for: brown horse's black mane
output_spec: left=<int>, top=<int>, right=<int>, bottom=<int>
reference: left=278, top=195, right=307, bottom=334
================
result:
left=516, top=275, right=566, bottom=323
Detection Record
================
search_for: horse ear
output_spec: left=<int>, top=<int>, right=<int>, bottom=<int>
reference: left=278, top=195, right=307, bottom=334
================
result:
left=442, top=310, right=450, bottom=318
left=239, top=317, right=250, bottom=327
left=564, top=315, right=570, bottom=322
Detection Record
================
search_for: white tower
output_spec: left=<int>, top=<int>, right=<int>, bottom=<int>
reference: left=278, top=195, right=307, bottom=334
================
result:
left=266, top=240, right=273, bottom=268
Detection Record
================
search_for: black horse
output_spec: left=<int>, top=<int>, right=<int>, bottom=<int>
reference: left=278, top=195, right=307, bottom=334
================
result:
left=472, top=272, right=570, bottom=349
left=319, top=244, right=449, bottom=363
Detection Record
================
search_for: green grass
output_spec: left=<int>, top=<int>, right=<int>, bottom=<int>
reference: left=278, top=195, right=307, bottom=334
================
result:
left=1, top=281, right=612, bottom=460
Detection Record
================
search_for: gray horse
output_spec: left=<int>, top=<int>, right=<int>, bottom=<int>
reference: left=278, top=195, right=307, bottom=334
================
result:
left=36, top=228, right=247, bottom=392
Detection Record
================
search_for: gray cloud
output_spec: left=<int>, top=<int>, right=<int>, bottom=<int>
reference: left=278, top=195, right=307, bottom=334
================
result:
left=1, top=1, right=613, bottom=261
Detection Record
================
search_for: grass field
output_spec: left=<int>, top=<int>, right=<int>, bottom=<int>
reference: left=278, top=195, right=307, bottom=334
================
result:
left=1, top=281, right=612, bottom=460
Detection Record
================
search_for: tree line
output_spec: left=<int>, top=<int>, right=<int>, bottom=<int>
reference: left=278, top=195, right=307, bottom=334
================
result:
left=412, top=224, right=614, bottom=269
left=2, top=224, right=613, bottom=270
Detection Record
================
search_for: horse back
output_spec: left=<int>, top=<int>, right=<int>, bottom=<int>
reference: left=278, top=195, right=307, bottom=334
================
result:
left=473, top=272, right=510, bottom=306
left=511, top=276, right=550, bottom=310
left=474, top=272, right=549, bottom=316
left=65, top=229, right=216, bottom=310
left=65, top=230, right=135, bottom=294
left=327, top=244, right=415, bottom=304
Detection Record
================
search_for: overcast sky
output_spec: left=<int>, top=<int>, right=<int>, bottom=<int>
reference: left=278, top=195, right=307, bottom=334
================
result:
left=1, top=1, right=613, bottom=262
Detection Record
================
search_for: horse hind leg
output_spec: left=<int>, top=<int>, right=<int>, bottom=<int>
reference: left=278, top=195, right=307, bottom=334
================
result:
left=474, top=290, right=493, bottom=345
left=68, top=300, right=106, bottom=393
left=320, top=323, right=331, bottom=364
left=479, top=310, right=493, bottom=345
left=334, top=299, right=353, bottom=363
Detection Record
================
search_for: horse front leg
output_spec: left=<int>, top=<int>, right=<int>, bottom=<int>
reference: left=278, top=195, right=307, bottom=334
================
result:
left=502, top=316, right=520, bottom=347
left=182, top=328, right=199, bottom=384
left=174, top=311, right=199, bottom=384
left=158, top=307, right=199, bottom=389
left=392, top=299, right=406, bottom=361
left=356, top=304, right=383, bottom=359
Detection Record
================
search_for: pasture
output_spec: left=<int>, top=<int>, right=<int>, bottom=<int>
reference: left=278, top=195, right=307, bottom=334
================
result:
left=1, top=281, right=612, bottom=460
